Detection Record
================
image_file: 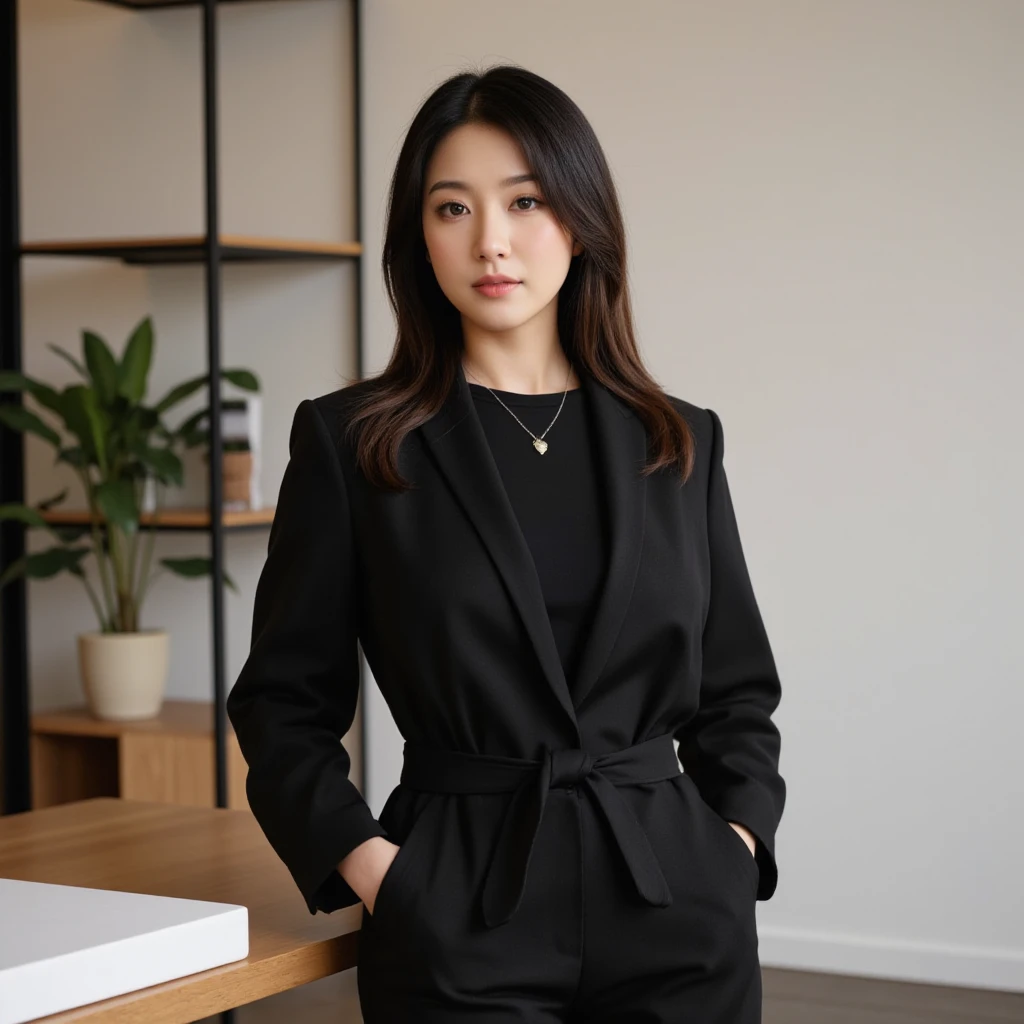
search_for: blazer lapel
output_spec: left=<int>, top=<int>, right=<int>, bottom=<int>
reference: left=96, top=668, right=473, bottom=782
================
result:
left=571, top=369, right=648, bottom=710
left=416, top=361, right=647, bottom=728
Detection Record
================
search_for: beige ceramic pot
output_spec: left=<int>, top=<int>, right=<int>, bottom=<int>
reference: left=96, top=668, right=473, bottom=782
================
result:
left=78, top=629, right=170, bottom=720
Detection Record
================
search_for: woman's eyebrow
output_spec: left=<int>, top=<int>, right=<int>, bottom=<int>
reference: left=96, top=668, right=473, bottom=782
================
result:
left=426, top=173, right=537, bottom=196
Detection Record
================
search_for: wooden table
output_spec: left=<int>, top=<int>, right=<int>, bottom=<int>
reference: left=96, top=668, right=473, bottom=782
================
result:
left=0, top=798, right=363, bottom=1022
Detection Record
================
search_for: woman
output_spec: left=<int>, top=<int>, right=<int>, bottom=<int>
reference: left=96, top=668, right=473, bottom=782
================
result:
left=227, top=64, right=786, bottom=1023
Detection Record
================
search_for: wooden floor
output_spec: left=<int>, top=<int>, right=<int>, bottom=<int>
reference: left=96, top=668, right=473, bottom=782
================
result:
left=761, top=968, right=1024, bottom=1023
left=195, top=966, right=1024, bottom=1022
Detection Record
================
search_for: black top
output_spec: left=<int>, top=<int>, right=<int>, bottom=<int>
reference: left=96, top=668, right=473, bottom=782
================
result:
left=469, top=381, right=610, bottom=689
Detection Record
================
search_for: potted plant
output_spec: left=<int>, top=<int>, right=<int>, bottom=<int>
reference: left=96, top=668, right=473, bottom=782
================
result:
left=0, top=315, right=260, bottom=720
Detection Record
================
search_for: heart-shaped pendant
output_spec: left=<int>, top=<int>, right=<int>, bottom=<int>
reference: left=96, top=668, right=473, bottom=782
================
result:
left=533, top=438, right=549, bottom=454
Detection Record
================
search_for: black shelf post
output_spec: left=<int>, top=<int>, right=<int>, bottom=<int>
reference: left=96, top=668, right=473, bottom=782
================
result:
left=1, top=0, right=32, bottom=816
left=201, top=0, right=230, bottom=815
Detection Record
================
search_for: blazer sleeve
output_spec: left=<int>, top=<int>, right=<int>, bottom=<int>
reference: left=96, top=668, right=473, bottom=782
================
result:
left=675, top=407, right=786, bottom=901
left=226, top=397, right=388, bottom=915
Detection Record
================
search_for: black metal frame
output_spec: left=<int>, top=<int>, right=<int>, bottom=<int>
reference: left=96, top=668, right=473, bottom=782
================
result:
left=1, top=0, right=30, bottom=821
left=1, top=4, right=366, bottom=1013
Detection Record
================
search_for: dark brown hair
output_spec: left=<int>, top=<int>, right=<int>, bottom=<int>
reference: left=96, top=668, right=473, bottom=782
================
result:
left=342, top=63, right=696, bottom=492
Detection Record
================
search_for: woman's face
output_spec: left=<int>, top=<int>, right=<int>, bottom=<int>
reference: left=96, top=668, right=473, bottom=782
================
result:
left=421, top=123, right=581, bottom=337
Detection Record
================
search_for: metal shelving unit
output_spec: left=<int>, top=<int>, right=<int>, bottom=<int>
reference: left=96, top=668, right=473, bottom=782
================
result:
left=1, top=0, right=366, bottom=915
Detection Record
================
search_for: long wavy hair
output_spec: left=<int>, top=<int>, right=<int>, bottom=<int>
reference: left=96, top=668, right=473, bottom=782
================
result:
left=342, top=63, right=697, bottom=492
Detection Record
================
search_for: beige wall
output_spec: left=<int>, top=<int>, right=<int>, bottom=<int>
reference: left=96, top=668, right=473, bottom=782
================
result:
left=360, top=0, right=1023, bottom=992
left=14, top=0, right=1023, bottom=993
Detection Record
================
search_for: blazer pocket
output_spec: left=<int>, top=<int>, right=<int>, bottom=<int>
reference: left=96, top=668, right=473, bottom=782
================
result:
left=368, top=797, right=433, bottom=927
left=697, top=794, right=760, bottom=891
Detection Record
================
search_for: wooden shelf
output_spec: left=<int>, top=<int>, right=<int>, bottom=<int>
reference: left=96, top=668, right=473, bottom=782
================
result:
left=32, top=699, right=234, bottom=739
left=30, top=699, right=248, bottom=811
left=21, top=234, right=361, bottom=266
left=88, top=0, right=299, bottom=10
left=40, top=505, right=276, bottom=532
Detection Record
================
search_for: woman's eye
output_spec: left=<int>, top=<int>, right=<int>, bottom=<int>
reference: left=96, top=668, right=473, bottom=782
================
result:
left=436, top=196, right=544, bottom=218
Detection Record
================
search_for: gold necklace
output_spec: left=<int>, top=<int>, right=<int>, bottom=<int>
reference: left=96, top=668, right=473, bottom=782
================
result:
left=465, top=361, right=574, bottom=454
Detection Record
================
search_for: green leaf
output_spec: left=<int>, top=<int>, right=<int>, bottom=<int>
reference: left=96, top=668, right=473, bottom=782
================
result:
left=55, top=524, right=92, bottom=543
left=118, top=317, right=153, bottom=403
left=0, top=403, right=62, bottom=447
left=152, top=376, right=207, bottom=415
left=0, top=501, right=87, bottom=544
left=47, top=343, right=89, bottom=380
left=56, top=446, right=89, bottom=469
left=160, top=557, right=239, bottom=594
left=61, top=386, right=108, bottom=470
left=94, top=479, right=139, bottom=533
left=83, top=330, right=120, bottom=406
left=0, top=546, right=91, bottom=589
left=153, top=367, right=259, bottom=418
left=117, top=406, right=158, bottom=468
left=132, top=442, right=184, bottom=487
left=38, top=487, right=69, bottom=511
left=132, top=405, right=161, bottom=431
left=181, top=428, right=208, bottom=449
left=0, top=489, right=90, bottom=544
left=0, top=503, right=49, bottom=528
left=0, top=372, right=65, bottom=415
left=177, top=407, right=208, bottom=433
left=173, top=406, right=209, bottom=448
left=221, top=368, right=260, bottom=392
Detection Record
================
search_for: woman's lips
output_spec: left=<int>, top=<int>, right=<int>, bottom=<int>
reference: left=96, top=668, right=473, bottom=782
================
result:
left=473, top=281, right=520, bottom=297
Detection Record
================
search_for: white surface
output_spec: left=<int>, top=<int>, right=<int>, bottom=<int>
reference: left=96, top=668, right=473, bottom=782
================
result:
left=0, top=877, right=248, bottom=1024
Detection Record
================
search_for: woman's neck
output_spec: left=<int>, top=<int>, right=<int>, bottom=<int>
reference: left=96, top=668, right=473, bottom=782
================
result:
left=461, top=351, right=579, bottom=395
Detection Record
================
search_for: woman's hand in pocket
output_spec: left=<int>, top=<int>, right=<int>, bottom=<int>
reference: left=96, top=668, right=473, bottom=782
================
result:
left=728, top=821, right=757, bottom=858
left=338, top=835, right=402, bottom=915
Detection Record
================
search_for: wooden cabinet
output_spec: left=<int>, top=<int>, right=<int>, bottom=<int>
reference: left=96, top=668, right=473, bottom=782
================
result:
left=31, top=700, right=249, bottom=812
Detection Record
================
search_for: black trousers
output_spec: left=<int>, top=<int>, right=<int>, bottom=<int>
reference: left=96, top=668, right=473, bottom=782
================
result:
left=356, top=737, right=762, bottom=1022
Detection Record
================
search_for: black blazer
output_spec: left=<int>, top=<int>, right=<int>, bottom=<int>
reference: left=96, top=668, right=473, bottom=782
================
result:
left=226, top=363, right=786, bottom=921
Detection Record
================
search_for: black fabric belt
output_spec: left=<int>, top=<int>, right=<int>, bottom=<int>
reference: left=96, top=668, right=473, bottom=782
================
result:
left=400, top=732, right=682, bottom=929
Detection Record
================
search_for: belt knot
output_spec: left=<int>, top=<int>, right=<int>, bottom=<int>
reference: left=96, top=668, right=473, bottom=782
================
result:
left=399, top=733, right=682, bottom=929
left=548, top=747, right=594, bottom=787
